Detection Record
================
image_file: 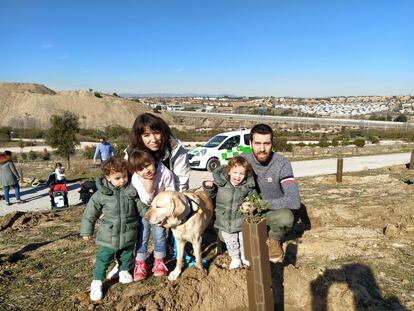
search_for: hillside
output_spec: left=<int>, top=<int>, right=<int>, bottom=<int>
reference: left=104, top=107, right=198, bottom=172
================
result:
left=0, top=82, right=155, bottom=129
left=0, top=165, right=413, bottom=310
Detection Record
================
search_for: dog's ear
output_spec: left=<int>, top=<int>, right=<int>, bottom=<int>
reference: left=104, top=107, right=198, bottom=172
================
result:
left=171, top=194, right=188, bottom=219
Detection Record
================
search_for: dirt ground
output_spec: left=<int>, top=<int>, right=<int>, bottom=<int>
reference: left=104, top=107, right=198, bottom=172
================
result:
left=0, top=165, right=413, bottom=311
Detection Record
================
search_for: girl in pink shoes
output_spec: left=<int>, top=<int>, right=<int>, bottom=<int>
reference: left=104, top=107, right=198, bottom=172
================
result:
left=129, top=149, right=176, bottom=280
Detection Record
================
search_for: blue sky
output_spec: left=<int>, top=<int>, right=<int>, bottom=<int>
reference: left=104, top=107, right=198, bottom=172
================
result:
left=0, top=0, right=413, bottom=97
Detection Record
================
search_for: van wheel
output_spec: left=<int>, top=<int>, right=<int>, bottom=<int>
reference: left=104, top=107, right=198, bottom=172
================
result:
left=206, top=158, right=220, bottom=172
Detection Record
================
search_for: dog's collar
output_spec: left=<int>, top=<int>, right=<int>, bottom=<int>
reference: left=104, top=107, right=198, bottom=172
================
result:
left=178, top=195, right=202, bottom=225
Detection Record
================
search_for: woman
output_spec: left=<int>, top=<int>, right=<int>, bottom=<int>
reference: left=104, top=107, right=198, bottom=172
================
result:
left=126, top=113, right=190, bottom=192
left=0, top=151, right=23, bottom=206
left=106, top=113, right=190, bottom=279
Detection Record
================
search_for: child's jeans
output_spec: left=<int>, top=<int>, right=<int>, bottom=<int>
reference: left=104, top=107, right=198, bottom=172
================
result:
left=135, top=218, right=166, bottom=260
left=3, top=184, right=21, bottom=203
left=221, top=231, right=245, bottom=260
left=93, top=246, right=134, bottom=281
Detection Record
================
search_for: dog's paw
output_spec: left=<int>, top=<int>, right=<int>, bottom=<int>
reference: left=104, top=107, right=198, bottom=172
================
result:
left=168, top=268, right=181, bottom=281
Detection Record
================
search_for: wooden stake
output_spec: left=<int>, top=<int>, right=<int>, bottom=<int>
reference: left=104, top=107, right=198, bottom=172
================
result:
left=409, top=150, right=414, bottom=170
left=336, top=158, right=343, bottom=183
left=242, top=219, right=274, bottom=311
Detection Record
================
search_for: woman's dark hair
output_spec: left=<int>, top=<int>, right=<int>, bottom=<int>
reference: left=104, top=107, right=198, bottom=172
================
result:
left=4, top=150, right=12, bottom=156
left=128, top=113, right=172, bottom=161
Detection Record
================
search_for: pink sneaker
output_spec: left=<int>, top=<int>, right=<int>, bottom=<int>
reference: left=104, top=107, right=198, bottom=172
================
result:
left=152, top=259, right=168, bottom=277
left=133, top=260, right=147, bottom=281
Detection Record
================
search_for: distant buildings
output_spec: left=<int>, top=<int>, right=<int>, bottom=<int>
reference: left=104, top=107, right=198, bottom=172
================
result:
left=140, top=95, right=414, bottom=118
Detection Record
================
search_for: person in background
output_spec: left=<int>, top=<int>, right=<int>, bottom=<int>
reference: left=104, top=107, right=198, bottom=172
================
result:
left=54, top=162, right=66, bottom=184
left=80, top=157, right=147, bottom=301
left=0, top=150, right=24, bottom=206
left=241, top=124, right=301, bottom=263
left=93, top=137, right=114, bottom=163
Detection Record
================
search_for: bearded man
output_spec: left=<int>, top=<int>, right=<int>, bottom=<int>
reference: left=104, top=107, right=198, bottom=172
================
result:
left=242, top=123, right=301, bottom=263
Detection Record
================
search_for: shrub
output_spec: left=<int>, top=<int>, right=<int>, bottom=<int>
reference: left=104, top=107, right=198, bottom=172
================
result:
left=94, top=92, right=102, bottom=98
left=318, top=137, right=330, bottom=148
left=28, top=151, right=38, bottom=160
left=113, top=143, right=128, bottom=157
left=20, top=153, right=27, bottom=161
left=105, top=126, right=129, bottom=140
left=367, top=136, right=380, bottom=144
left=353, top=138, right=366, bottom=147
left=393, top=114, right=408, bottom=122
left=42, top=148, right=51, bottom=161
left=274, top=137, right=293, bottom=152
left=0, top=127, right=12, bottom=142
left=153, top=105, right=162, bottom=113
left=331, top=137, right=340, bottom=147
left=46, top=111, right=80, bottom=169
left=82, top=145, right=95, bottom=159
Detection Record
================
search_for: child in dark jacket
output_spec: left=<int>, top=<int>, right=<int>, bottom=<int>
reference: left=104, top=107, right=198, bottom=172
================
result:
left=203, top=156, right=256, bottom=269
left=80, top=157, right=147, bottom=301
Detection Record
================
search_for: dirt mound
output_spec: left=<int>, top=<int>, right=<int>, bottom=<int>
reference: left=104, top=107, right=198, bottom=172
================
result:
left=0, top=165, right=413, bottom=310
left=0, top=211, right=59, bottom=231
left=0, top=82, right=55, bottom=95
left=0, top=82, right=155, bottom=129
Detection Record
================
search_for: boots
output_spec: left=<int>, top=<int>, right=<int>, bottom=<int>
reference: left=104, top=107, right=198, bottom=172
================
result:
left=267, top=238, right=284, bottom=263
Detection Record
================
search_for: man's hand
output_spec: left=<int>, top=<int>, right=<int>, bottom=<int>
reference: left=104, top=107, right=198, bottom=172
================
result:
left=202, top=180, right=214, bottom=189
left=240, top=202, right=254, bottom=213
left=83, top=236, right=93, bottom=242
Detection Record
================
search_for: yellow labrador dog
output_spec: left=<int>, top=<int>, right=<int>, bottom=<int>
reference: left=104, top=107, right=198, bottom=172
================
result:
left=144, top=190, right=213, bottom=281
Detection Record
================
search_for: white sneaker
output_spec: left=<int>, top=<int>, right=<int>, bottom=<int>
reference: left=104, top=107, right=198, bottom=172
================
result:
left=241, top=255, right=250, bottom=267
left=119, top=270, right=133, bottom=284
left=90, top=280, right=103, bottom=301
left=106, top=264, right=119, bottom=280
left=229, top=258, right=241, bottom=270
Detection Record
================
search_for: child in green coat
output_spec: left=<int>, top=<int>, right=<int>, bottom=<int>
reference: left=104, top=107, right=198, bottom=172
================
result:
left=80, top=157, right=147, bottom=301
left=203, top=156, right=256, bottom=269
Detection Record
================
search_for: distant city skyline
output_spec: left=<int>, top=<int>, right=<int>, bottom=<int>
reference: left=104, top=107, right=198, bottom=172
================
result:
left=1, top=1, right=413, bottom=97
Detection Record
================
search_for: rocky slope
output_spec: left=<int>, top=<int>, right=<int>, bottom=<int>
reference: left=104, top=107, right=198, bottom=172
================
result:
left=0, top=82, right=152, bottom=129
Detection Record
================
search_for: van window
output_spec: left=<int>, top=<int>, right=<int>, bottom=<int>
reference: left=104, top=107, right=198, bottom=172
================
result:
left=219, top=135, right=240, bottom=150
left=243, top=134, right=250, bottom=145
left=204, top=135, right=226, bottom=148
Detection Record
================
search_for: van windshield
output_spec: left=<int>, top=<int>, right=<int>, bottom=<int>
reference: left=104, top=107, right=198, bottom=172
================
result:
left=203, top=135, right=227, bottom=148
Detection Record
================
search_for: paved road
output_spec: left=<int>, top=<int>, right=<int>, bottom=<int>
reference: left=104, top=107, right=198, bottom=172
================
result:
left=0, top=152, right=411, bottom=216
left=2, top=141, right=98, bottom=153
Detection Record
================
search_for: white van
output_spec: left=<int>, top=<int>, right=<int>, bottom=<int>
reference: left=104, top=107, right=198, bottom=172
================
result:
left=189, top=129, right=251, bottom=171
